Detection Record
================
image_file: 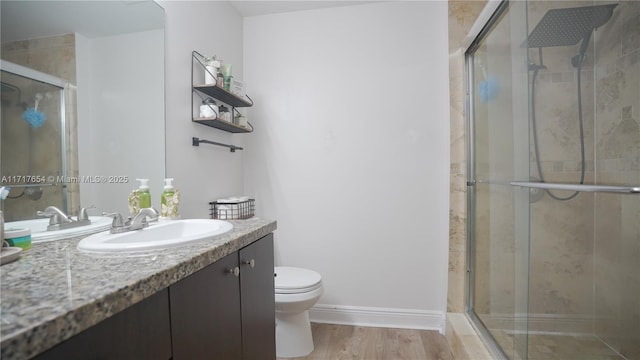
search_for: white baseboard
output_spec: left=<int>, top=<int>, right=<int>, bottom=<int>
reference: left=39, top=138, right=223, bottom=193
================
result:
left=309, top=304, right=446, bottom=334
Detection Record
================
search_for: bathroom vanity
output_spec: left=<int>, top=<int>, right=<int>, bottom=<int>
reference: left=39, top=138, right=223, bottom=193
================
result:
left=0, top=218, right=277, bottom=360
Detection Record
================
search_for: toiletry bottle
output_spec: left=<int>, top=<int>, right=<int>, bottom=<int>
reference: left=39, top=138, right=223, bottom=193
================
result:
left=136, top=178, right=151, bottom=209
left=128, top=190, right=140, bottom=215
left=199, top=98, right=218, bottom=118
left=161, top=178, right=180, bottom=219
left=216, top=72, right=224, bottom=88
left=221, top=63, right=232, bottom=91
left=219, top=105, right=231, bottom=122
left=204, top=57, right=220, bottom=85
left=237, top=113, right=248, bottom=128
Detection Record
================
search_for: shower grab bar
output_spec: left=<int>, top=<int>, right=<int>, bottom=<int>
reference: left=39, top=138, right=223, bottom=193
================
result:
left=510, top=181, right=640, bottom=194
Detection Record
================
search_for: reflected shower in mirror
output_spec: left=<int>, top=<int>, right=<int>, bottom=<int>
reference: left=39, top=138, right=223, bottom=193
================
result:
left=1, top=63, right=68, bottom=221
left=0, top=1, right=165, bottom=221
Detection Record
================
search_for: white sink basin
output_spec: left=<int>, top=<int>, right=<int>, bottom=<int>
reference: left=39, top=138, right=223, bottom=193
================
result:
left=5, top=216, right=113, bottom=242
left=77, top=219, right=233, bottom=252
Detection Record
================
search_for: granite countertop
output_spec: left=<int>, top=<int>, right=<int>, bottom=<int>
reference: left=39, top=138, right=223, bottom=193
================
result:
left=0, top=217, right=277, bottom=360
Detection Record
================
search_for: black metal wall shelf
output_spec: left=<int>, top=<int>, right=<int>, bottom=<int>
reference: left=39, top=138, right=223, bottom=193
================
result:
left=193, top=118, right=251, bottom=134
left=192, top=118, right=251, bottom=133
left=192, top=50, right=254, bottom=135
left=192, top=85, right=252, bottom=108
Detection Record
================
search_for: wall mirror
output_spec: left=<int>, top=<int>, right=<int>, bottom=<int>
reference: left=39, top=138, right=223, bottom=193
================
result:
left=1, top=1, right=165, bottom=221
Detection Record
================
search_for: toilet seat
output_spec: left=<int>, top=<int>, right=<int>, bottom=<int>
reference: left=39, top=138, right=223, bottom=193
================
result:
left=275, top=266, right=322, bottom=294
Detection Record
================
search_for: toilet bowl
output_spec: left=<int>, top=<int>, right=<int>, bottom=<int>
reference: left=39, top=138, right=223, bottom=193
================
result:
left=274, top=266, right=323, bottom=358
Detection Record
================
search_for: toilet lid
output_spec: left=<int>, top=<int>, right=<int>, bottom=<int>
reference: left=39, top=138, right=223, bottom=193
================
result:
left=275, top=266, right=322, bottom=294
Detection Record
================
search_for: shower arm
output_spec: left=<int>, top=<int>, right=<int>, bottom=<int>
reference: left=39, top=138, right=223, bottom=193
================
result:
left=571, top=31, right=593, bottom=68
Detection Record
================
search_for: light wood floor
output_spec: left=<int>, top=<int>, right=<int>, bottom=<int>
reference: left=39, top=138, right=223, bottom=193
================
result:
left=278, top=323, right=454, bottom=360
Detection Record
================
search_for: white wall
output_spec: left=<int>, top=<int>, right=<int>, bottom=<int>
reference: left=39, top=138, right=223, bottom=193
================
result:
left=159, top=1, right=245, bottom=219
left=79, top=1, right=245, bottom=218
left=77, top=30, right=164, bottom=215
left=243, top=2, right=450, bottom=330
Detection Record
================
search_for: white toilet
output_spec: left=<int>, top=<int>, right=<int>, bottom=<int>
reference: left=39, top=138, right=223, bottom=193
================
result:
left=274, top=266, right=323, bottom=358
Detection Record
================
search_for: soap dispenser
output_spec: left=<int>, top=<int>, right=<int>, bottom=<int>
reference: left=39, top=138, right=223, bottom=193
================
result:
left=160, top=178, right=180, bottom=219
left=136, top=179, right=151, bottom=209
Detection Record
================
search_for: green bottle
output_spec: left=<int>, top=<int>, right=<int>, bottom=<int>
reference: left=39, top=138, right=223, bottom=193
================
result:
left=161, top=178, right=180, bottom=219
left=136, top=178, right=151, bottom=209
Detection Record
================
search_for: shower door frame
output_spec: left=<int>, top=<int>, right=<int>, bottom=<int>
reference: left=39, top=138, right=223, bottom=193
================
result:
left=0, top=60, right=69, bottom=213
left=464, top=0, right=531, bottom=359
left=464, top=2, right=510, bottom=358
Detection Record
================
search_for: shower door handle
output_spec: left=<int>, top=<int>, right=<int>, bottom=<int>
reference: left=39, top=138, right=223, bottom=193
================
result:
left=510, top=181, right=640, bottom=194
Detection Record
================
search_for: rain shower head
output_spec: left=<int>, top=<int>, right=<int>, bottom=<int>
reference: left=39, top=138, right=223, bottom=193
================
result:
left=527, top=3, right=618, bottom=48
left=1, top=81, right=23, bottom=107
left=1, top=81, right=19, bottom=93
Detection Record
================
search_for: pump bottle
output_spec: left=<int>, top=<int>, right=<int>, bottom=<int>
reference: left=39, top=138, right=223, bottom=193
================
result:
left=136, top=179, right=151, bottom=209
left=161, top=178, right=180, bottom=219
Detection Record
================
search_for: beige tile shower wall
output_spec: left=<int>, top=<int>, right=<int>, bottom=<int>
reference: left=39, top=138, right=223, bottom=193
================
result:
left=2, top=34, right=76, bottom=83
left=592, top=2, right=640, bottom=359
left=447, top=1, right=487, bottom=313
left=525, top=0, right=640, bottom=344
left=527, top=26, right=597, bottom=328
left=1, top=34, right=79, bottom=220
left=526, top=0, right=640, bottom=344
left=525, top=0, right=597, bottom=334
left=65, top=84, right=80, bottom=216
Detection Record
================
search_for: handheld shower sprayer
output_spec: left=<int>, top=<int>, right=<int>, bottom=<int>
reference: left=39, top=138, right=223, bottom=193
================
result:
left=525, top=3, right=618, bottom=201
left=33, top=92, right=43, bottom=111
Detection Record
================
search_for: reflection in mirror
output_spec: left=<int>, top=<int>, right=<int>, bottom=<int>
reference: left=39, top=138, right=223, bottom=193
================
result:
left=1, top=1, right=165, bottom=222
left=1, top=62, right=68, bottom=222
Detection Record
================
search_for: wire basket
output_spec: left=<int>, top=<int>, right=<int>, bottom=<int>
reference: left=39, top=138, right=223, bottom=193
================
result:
left=209, top=198, right=255, bottom=220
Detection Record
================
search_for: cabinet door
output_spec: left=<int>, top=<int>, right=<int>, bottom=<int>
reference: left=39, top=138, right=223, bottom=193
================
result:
left=170, top=252, right=242, bottom=359
left=35, top=289, right=171, bottom=360
left=239, top=234, right=276, bottom=360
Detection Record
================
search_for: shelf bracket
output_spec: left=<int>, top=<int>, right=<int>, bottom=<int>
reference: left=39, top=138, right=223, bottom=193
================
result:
left=192, top=137, right=243, bottom=152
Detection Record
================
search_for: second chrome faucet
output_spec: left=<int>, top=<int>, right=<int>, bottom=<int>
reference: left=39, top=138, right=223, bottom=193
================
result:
left=105, top=208, right=159, bottom=234
left=37, top=206, right=92, bottom=231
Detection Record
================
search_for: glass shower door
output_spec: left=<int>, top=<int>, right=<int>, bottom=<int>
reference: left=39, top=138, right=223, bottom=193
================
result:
left=523, top=1, right=640, bottom=359
left=466, top=1, right=530, bottom=359
left=468, top=1, right=640, bottom=359
left=1, top=68, right=66, bottom=221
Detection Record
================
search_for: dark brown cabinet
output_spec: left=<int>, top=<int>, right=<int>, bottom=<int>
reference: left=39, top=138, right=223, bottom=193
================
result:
left=170, top=250, right=242, bottom=359
left=33, top=234, right=275, bottom=360
left=170, top=234, right=275, bottom=360
left=239, top=234, right=277, bottom=359
left=35, top=289, right=172, bottom=360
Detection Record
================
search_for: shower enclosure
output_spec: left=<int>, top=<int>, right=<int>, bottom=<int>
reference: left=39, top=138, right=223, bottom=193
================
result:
left=466, top=1, right=639, bottom=359
left=1, top=61, right=69, bottom=221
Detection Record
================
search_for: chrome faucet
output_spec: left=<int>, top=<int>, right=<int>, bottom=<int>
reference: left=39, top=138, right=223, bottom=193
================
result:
left=37, top=206, right=92, bottom=231
left=129, top=208, right=159, bottom=230
left=38, top=206, right=73, bottom=226
left=105, top=208, right=159, bottom=234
